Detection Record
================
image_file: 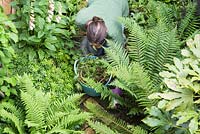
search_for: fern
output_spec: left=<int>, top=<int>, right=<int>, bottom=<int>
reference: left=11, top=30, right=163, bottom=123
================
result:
left=119, top=18, right=147, bottom=66
left=104, top=40, right=156, bottom=107
left=121, top=16, right=181, bottom=85
left=0, top=109, right=25, bottom=134
left=85, top=100, right=133, bottom=134
left=146, top=22, right=180, bottom=85
left=0, top=74, right=90, bottom=133
left=3, top=127, right=16, bottom=134
left=178, top=2, right=200, bottom=40
left=88, top=121, right=117, bottom=134
left=129, top=125, right=148, bottom=134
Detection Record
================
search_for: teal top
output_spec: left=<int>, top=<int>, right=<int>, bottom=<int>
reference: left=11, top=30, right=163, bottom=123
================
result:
left=75, top=0, right=129, bottom=44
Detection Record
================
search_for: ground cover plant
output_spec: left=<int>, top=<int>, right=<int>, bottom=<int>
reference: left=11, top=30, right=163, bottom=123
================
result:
left=0, top=0, right=200, bottom=133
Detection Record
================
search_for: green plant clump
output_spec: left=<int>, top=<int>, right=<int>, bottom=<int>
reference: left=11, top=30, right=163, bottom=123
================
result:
left=143, top=34, right=200, bottom=133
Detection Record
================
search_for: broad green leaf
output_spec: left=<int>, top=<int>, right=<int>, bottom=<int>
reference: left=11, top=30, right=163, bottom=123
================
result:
left=38, top=31, right=45, bottom=38
left=28, top=36, right=41, bottom=43
left=143, top=117, right=164, bottom=127
left=4, top=77, right=17, bottom=86
left=38, top=49, right=45, bottom=60
left=45, top=43, right=56, bottom=51
left=6, top=46, right=15, bottom=56
left=45, top=36, right=57, bottom=43
left=0, top=51, right=5, bottom=57
left=28, top=50, right=36, bottom=61
left=148, top=93, right=161, bottom=99
left=8, top=33, right=18, bottom=43
left=37, top=17, right=45, bottom=30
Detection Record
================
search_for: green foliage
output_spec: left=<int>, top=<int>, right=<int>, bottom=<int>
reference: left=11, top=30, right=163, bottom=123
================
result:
left=178, top=2, right=200, bottom=40
left=144, top=34, right=200, bottom=133
left=0, top=74, right=90, bottom=133
left=0, top=9, right=18, bottom=98
left=88, top=121, right=117, bottom=134
left=12, top=52, right=74, bottom=96
left=104, top=40, right=156, bottom=108
left=84, top=100, right=148, bottom=134
left=10, top=0, right=82, bottom=61
left=121, top=14, right=181, bottom=86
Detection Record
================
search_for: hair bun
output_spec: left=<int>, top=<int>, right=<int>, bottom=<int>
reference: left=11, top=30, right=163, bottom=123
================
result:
left=92, top=16, right=103, bottom=22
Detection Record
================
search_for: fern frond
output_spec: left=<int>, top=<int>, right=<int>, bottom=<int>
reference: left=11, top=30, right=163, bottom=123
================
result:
left=147, top=0, right=176, bottom=29
left=17, top=74, right=35, bottom=95
left=19, top=75, right=50, bottom=129
left=3, top=127, right=16, bottom=134
left=1, top=102, right=24, bottom=120
left=146, top=22, right=180, bottom=85
left=0, top=109, right=25, bottom=134
left=46, top=127, right=83, bottom=134
left=20, top=90, right=47, bottom=128
left=88, top=121, right=117, bottom=134
left=46, top=94, right=87, bottom=129
left=129, top=125, right=148, bottom=134
left=110, top=62, right=155, bottom=107
left=178, top=2, right=200, bottom=40
left=85, top=100, right=133, bottom=134
left=120, top=17, right=147, bottom=66
left=104, top=40, right=130, bottom=68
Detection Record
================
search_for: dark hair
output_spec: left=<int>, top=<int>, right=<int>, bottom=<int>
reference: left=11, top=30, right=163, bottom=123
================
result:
left=85, top=16, right=107, bottom=47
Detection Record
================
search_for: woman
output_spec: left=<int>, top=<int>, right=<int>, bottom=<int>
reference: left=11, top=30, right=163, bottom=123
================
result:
left=76, top=0, right=129, bottom=56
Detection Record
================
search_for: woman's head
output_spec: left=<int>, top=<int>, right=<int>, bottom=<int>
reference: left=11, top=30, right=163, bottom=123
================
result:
left=86, top=16, right=107, bottom=47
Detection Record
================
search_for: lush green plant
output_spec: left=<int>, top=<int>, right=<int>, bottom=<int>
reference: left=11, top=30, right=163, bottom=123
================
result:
left=0, top=9, right=18, bottom=98
left=121, top=1, right=182, bottom=86
left=12, top=51, right=74, bottom=96
left=103, top=40, right=157, bottom=108
left=10, top=0, right=82, bottom=61
left=143, top=34, right=200, bottom=133
left=85, top=99, right=148, bottom=134
left=0, top=74, right=90, bottom=134
left=128, top=0, right=200, bottom=40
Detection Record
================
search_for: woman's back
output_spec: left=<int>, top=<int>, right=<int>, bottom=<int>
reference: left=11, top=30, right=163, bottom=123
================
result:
left=76, top=0, right=129, bottom=44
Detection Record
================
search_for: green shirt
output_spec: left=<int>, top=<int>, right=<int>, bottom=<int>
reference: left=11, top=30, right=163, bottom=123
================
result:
left=75, top=0, right=129, bottom=44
